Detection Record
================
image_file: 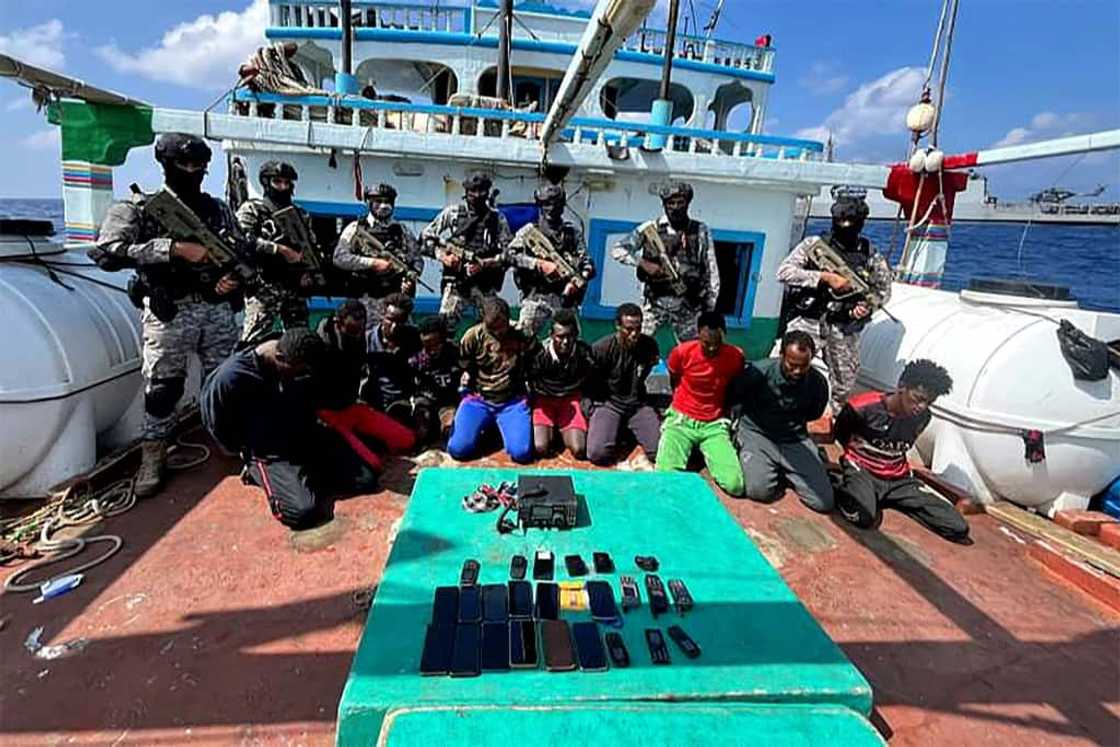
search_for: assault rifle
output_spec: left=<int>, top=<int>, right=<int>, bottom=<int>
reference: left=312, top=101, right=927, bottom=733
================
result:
left=267, top=205, right=322, bottom=272
left=637, top=223, right=687, bottom=296
left=135, top=184, right=260, bottom=293
left=351, top=223, right=434, bottom=292
left=805, top=238, right=896, bottom=321
left=520, top=224, right=585, bottom=289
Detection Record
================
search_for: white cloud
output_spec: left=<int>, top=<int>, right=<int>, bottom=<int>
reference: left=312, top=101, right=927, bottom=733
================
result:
left=0, top=19, right=67, bottom=69
left=21, top=129, right=60, bottom=150
left=992, top=112, right=1095, bottom=148
left=796, top=66, right=925, bottom=146
left=798, top=61, right=849, bottom=96
left=95, top=0, right=269, bottom=91
left=6, top=97, right=33, bottom=112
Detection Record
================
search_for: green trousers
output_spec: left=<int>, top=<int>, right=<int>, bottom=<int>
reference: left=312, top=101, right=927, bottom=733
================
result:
left=656, top=409, right=745, bottom=496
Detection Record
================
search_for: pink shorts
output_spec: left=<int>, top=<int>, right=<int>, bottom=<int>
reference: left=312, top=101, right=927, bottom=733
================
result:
left=532, top=393, right=588, bottom=432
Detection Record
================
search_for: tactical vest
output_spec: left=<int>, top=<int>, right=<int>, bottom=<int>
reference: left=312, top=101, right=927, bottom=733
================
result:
left=447, top=206, right=504, bottom=293
left=138, top=192, right=237, bottom=302
left=638, top=219, right=705, bottom=303
left=514, top=220, right=580, bottom=297
left=784, top=233, right=873, bottom=327
left=360, top=220, right=408, bottom=297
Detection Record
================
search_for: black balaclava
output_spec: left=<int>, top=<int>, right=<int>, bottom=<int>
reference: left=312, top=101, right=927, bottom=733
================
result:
left=830, top=196, right=869, bottom=250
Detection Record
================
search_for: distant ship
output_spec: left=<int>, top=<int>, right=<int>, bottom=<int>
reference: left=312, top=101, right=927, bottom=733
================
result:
left=810, top=171, right=1120, bottom=224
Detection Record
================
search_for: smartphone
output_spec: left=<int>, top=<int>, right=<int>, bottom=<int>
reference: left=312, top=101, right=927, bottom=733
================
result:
left=645, top=628, right=670, bottom=665
left=458, top=585, right=482, bottom=623
left=481, top=583, right=508, bottom=623
left=510, top=555, right=528, bottom=580
left=419, top=623, right=455, bottom=675
left=535, top=582, right=560, bottom=620
left=510, top=619, right=538, bottom=669
left=431, top=586, right=459, bottom=625
left=571, top=622, right=608, bottom=672
left=564, top=554, right=588, bottom=577
left=592, top=552, right=615, bottom=574
left=586, top=580, right=619, bottom=622
left=460, top=559, right=480, bottom=586
left=508, top=580, right=533, bottom=619
left=540, top=619, right=576, bottom=671
left=533, top=550, right=554, bottom=581
left=604, top=631, right=630, bottom=668
left=451, top=623, right=481, bottom=677
left=481, top=621, right=510, bottom=671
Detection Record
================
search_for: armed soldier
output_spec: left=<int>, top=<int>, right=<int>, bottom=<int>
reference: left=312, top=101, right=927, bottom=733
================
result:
left=236, top=160, right=318, bottom=344
left=421, top=173, right=511, bottom=329
left=610, top=181, right=719, bottom=343
left=93, top=133, right=247, bottom=497
left=777, top=193, right=892, bottom=414
left=507, top=184, right=595, bottom=336
left=334, top=183, right=424, bottom=331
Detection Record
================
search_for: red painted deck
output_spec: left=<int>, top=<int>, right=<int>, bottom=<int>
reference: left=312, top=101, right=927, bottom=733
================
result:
left=1, top=441, right=1117, bottom=746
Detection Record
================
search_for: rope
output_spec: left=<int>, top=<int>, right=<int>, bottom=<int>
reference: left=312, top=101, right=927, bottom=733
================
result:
left=931, top=0, right=959, bottom=147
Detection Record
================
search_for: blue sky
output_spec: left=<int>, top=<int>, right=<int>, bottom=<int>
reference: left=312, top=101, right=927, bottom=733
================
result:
left=2, top=0, right=1117, bottom=200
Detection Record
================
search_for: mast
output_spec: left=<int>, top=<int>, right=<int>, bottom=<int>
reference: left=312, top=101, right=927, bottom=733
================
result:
left=645, top=0, right=681, bottom=150
left=497, top=0, right=514, bottom=104
left=336, top=0, right=358, bottom=94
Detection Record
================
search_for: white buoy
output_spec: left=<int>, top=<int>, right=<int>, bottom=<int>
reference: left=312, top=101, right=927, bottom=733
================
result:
left=924, top=148, right=944, bottom=172
left=906, top=100, right=937, bottom=135
left=909, top=150, right=927, bottom=173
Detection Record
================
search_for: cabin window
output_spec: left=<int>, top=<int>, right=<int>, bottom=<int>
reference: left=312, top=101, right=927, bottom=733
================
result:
left=478, top=68, right=563, bottom=111
left=599, top=78, right=694, bottom=125
left=353, top=60, right=458, bottom=104
left=708, top=81, right=754, bottom=132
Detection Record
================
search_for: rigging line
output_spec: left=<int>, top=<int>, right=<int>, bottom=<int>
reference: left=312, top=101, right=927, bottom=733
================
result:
left=924, top=0, right=950, bottom=88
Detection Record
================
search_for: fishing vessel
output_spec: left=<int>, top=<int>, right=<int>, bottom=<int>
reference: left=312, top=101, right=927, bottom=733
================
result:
left=1, top=2, right=1119, bottom=744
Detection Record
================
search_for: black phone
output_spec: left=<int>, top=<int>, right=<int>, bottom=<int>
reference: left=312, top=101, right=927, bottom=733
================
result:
left=508, top=580, right=533, bottom=619
left=604, top=631, right=630, bottom=668
left=460, top=559, right=480, bottom=586
left=564, top=554, right=588, bottom=577
left=645, top=575, right=669, bottom=616
left=533, top=550, right=554, bottom=581
left=645, top=628, right=670, bottom=665
left=571, top=622, right=608, bottom=672
left=419, top=623, right=456, bottom=675
left=510, top=619, right=538, bottom=668
left=431, top=586, right=459, bottom=625
left=535, top=582, right=560, bottom=620
left=592, top=552, right=615, bottom=574
left=481, top=583, right=508, bottom=623
left=541, top=620, right=576, bottom=671
left=667, top=625, right=701, bottom=659
left=510, top=554, right=528, bottom=580
left=458, top=585, right=482, bottom=623
left=586, top=580, right=619, bottom=622
left=451, top=623, right=481, bottom=677
left=481, top=621, right=510, bottom=671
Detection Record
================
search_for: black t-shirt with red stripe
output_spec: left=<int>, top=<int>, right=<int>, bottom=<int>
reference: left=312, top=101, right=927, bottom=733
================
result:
left=834, top=391, right=930, bottom=479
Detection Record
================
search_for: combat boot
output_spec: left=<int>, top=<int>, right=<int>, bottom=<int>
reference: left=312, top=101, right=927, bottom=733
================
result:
left=135, top=439, right=168, bottom=498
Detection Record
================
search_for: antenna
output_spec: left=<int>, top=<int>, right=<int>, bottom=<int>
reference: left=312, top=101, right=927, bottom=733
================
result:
left=703, top=0, right=725, bottom=41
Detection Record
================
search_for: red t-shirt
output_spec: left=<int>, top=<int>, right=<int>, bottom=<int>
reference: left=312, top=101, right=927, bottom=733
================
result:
left=667, top=340, right=745, bottom=421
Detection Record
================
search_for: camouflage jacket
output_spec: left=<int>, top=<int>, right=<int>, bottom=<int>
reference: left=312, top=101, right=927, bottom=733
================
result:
left=777, top=234, right=892, bottom=299
left=610, top=214, right=719, bottom=309
left=421, top=201, right=511, bottom=291
left=235, top=197, right=315, bottom=258
left=333, top=215, right=422, bottom=274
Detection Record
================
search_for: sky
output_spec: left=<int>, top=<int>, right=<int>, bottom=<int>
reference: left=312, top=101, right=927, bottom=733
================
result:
left=1, top=0, right=1118, bottom=200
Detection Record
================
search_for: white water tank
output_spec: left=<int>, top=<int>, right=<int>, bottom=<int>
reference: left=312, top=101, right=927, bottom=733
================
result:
left=859, top=282, right=1120, bottom=515
left=0, top=221, right=143, bottom=498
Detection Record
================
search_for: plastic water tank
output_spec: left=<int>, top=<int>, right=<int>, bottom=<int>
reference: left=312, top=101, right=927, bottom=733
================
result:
left=859, top=281, right=1120, bottom=515
left=0, top=220, right=143, bottom=497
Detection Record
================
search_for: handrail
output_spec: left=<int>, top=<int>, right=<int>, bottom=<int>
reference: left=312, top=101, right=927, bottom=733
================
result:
left=231, top=90, right=821, bottom=151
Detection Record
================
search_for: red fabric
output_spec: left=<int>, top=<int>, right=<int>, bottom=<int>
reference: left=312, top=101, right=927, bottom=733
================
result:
left=667, top=341, right=745, bottom=422
left=883, top=165, right=970, bottom=224
left=317, top=403, right=416, bottom=471
left=532, top=393, right=588, bottom=432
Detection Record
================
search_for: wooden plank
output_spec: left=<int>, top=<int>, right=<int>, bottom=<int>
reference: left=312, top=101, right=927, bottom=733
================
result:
left=986, top=501, right=1120, bottom=579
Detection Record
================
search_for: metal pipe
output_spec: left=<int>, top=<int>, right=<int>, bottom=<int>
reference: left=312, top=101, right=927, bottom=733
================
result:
left=497, top=0, right=514, bottom=104
left=340, top=0, right=353, bottom=75
left=659, top=0, right=681, bottom=100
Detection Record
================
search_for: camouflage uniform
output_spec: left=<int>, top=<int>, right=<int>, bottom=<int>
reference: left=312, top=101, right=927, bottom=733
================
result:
left=333, top=214, right=422, bottom=329
left=777, top=234, right=893, bottom=413
left=507, top=218, right=594, bottom=336
left=610, top=214, right=719, bottom=342
left=421, top=201, right=511, bottom=328
left=96, top=191, right=244, bottom=442
left=236, top=197, right=313, bottom=343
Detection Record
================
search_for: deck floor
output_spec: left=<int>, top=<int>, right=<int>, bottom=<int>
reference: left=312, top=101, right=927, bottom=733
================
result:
left=1, top=441, right=1117, bottom=746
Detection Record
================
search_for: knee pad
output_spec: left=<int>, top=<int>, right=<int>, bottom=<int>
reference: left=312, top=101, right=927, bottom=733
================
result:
left=145, top=377, right=186, bottom=418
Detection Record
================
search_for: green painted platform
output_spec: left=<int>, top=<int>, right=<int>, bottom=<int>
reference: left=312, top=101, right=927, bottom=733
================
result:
left=338, top=468, right=874, bottom=746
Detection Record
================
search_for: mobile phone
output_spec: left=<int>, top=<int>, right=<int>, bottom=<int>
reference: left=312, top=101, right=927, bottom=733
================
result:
left=564, top=554, right=588, bottom=577
left=510, top=619, right=538, bottom=669
left=419, top=623, right=455, bottom=675
left=458, top=585, right=482, bottom=623
left=586, top=580, right=619, bottom=622
left=460, top=559, right=480, bottom=586
left=604, top=632, right=630, bottom=668
left=619, top=575, right=641, bottom=611
left=481, top=621, right=511, bottom=671
left=645, top=575, right=669, bottom=617
left=508, top=580, right=533, bottom=619
left=592, top=552, right=615, bottom=574
left=540, top=620, right=576, bottom=672
left=535, top=582, right=560, bottom=620
left=667, top=625, right=701, bottom=659
left=571, top=622, right=608, bottom=672
left=431, top=586, right=459, bottom=625
left=667, top=579, right=694, bottom=614
left=451, top=623, right=481, bottom=677
left=533, top=550, right=554, bottom=580
left=481, top=583, right=508, bottom=623
left=510, top=554, right=528, bottom=580
left=645, top=628, right=670, bottom=665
